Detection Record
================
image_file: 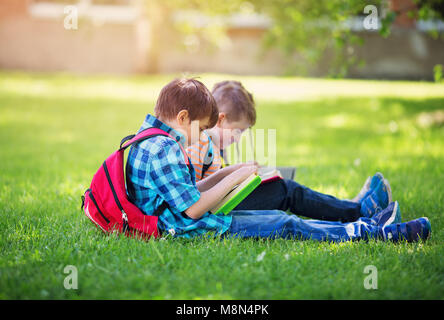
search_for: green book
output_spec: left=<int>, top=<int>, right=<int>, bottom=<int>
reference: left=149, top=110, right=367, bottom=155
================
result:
left=210, top=174, right=262, bottom=215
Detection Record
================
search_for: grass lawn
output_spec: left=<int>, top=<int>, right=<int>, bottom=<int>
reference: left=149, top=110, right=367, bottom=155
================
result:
left=0, top=71, right=443, bottom=299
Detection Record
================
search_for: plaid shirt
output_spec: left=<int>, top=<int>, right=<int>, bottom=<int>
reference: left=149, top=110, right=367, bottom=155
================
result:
left=126, top=114, right=232, bottom=238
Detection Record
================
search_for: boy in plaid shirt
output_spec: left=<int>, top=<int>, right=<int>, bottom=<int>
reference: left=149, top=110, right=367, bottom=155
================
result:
left=126, top=78, right=257, bottom=238
left=126, top=78, right=431, bottom=242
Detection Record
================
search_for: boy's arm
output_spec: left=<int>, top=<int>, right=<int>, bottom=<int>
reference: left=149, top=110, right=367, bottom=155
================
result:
left=196, top=161, right=259, bottom=192
left=196, top=163, right=241, bottom=192
left=185, top=165, right=257, bottom=220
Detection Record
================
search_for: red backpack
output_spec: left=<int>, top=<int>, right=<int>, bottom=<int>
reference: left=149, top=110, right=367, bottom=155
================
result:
left=81, top=127, right=191, bottom=240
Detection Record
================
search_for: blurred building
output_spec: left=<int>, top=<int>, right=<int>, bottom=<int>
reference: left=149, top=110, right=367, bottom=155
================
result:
left=0, top=0, right=443, bottom=79
left=0, top=0, right=149, bottom=74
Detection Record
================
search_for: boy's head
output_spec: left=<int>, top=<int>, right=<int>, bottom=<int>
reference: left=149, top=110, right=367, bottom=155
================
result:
left=210, top=80, right=256, bottom=149
left=154, top=78, right=219, bottom=146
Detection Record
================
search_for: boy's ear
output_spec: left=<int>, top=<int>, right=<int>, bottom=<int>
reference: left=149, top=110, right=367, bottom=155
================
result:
left=177, top=109, right=190, bottom=125
left=217, top=112, right=226, bottom=125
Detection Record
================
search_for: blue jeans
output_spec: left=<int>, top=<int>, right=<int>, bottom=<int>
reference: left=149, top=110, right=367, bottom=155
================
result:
left=234, top=179, right=361, bottom=222
left=225, top=210, right=382, bottom=242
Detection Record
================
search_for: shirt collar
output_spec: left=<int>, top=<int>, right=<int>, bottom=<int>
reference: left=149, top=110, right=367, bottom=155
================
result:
left=140, top=114, right=186, bottom=147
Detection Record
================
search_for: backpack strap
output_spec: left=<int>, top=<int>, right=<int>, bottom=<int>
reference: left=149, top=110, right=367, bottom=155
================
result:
left=120, top=134, right=136, bottom=149
left=220, top=148, right=229, bottom=167
left=152, top=201, right=169, bottom=217
left=201, top=132, right=214, bottom=180
left=120, top=127, right=191, bottom=168
left=121, top=127, right=192, bottom=218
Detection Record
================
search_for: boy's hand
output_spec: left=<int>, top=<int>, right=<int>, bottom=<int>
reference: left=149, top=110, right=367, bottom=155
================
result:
left=243, top=160, right=259, bottom=167
left=231, top=165, right=258, bottom=185
left=233, top=161, right=259, bottom=171
left=187, top=165, right=257, bottom=220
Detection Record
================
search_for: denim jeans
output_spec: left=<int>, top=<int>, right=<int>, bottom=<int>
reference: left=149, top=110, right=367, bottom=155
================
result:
left=225, top=210, right=382, bottom=242
left=234, top=179, right=361, bottom=222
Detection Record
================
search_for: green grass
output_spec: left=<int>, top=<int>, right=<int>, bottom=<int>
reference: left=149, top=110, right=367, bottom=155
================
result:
left=1, top=71, right=443, bottom=299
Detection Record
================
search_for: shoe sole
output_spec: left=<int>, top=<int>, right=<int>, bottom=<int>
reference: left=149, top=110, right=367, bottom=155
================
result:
left=353, top=173, right=390, bottom=205
left=383, top=178, right=392, bottom=204
left=359, top=172, right=385, bottom=205
left=364, top=178, right=391, bottom=217
left=351, top=176, right=371, bottom=202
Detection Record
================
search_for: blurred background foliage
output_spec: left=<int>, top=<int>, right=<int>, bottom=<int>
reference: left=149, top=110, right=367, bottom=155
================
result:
left=35, top=0, right=444, bottom=77
left=138, top=0, right=444, bottom=76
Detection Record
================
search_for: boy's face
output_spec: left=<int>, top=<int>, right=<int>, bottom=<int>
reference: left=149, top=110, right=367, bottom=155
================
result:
left=190, top=117, right=212, bottom=146
left=174, top=110, right=211, bottom=147
left=213, top=113, right=251, bottom=149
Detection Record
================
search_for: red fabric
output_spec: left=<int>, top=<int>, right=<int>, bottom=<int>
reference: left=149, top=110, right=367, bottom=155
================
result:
left=260, top=175, right=283, bottom=184
left=83, top=128, right=188, bottom=240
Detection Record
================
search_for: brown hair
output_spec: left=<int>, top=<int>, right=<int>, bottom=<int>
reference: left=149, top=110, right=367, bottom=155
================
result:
left=211, top=80, right=256, bottom=126
left=154, top=78, right=219, bottom=128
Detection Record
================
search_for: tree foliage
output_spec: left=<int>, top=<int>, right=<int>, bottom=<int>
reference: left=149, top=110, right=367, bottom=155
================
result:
left=146, top=0, right=444, bottom=77
left=48, top=0, right=444, bottom=76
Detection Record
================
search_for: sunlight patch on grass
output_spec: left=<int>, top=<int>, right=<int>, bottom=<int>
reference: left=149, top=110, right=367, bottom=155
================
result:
left=0, top=74, right=161, bottom=103
left=290, top=144, right=313, bottom=156
left=215, top=76, right=444, bottom=102
left=2, top=72, right=444, bottom=104
left=323, top=113, right=366, bottom=129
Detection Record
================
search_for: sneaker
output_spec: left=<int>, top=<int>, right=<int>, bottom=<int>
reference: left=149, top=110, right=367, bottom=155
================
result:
left=360, top=179, right=390, bottom=218
left=351, top=176, right=371, bottom=202
left=369, top=172, right=385, bottom=191
left=371, top=201, right=401, bottom=227
left=382, top=217, right=431, bottom=242
left=352, top=172, right=385, bottom=203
